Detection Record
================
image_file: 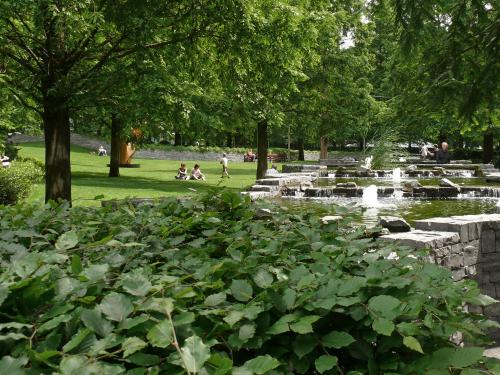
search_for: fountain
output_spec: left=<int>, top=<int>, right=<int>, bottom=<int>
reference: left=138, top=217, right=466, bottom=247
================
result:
left=363, top=156, right=373, bottom=170
left=362, top=185, right=379, bottom=207
left=392, top=167, right=401, bottom=183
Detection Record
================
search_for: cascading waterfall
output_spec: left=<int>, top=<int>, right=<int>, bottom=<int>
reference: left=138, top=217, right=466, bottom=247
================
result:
left=392, top=167, right=401, bottom=183
left=362, top=185, right=379, bottom=207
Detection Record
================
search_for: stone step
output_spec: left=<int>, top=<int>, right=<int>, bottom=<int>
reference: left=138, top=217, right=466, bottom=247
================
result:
left=249, top=185, right=279, bottom=192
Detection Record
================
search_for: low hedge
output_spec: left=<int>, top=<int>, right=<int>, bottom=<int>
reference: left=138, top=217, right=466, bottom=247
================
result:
left=0, top=191, right=499, bottom=374
left=0, top=160, right=44, bottom=205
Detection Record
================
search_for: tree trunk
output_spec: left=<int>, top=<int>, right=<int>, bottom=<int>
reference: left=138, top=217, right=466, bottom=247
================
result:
left=226, top=133, right=233, bottom=148
left=109, top=115, right=121, bottom=177
left=320, top=136, right=328, bottom=160
left=256, top=120, right=268, bottom=179
left=43, top=97, right=71, bottom=203
left=298, top=137, right=305, bottom=161
left=174, top=132, right=182, bottom=146
left=483, top=131, right=494, bottom=163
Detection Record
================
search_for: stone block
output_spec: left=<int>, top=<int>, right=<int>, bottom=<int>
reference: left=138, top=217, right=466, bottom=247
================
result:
left=463, top=246, right=479, bottom=266
left=481, top=229, right=496, bottom=253
left=483, top=303, right=500, bottom=317
left=451, top=244, right=462, bottom=254
left=452, top=269, right=466, bottom=281
left=488, top=271, right=500, bottom=283
left=432, top=246, right=451, bottom=258
left=442, top=254, right=463, bottom=269
left=481, top=284, right=497, bottom=298
left=380, top=230, right=460, bottom=249
left=465, top=265, right=477, bottom=277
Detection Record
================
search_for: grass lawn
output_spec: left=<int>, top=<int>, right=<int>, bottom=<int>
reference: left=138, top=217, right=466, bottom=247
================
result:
left=19, top=142, right=267, bottom=206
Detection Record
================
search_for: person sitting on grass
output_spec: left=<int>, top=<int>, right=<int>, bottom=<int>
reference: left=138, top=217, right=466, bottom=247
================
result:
left=190, top=164, right=206, bottom=180
left=1, top=154, right=10, bottom=168
left=175, top=163, right=188, bottom=180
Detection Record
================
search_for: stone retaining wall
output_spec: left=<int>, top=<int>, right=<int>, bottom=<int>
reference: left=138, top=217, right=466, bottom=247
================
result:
left=381, top=214, right=500, bottom=340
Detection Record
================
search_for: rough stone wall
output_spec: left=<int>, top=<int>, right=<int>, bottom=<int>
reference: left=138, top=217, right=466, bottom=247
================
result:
left=381, top=214, right=500, bottom=340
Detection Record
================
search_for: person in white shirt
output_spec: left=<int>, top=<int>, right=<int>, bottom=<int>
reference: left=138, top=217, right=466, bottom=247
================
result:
left=220, top=153, right=230, bottom=178
left=98, top=145, right=107, bottom=156
left=265, top=164, right=280, bottom=177
left=1, top=155, right=10, bottom=168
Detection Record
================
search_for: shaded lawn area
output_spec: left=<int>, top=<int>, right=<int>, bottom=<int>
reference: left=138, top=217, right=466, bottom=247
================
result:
left=19, top=142, right=264, bottom=206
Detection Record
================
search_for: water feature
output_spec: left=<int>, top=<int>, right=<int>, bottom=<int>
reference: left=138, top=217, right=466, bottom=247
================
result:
left=392, top=167, right=401, bottom=183
left=362, top=185, right=379, bottom=207
left=363, top=155, right=373, bottom=170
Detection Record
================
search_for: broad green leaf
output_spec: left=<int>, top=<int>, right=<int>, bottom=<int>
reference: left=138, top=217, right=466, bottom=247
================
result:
left=322, top=331, right=355, bottom=348
left=59, top=356, right=88, bottom=375
left=100, top=293, right=133, bottom=322
left=290, top=315, right=320, bottom=334
left=71, top=255, right=83, bottom=274
left=207, top=353, right=233, bottom=375
left=174, top=312, right=196, bottom=326
left=81, top=309, right=113, bottom=337
left=122, top=273, right=152, bottom=297
left=147, top=320, right=172, bottom=348
left=293, top=334, right=318, bottom=358
left=231, top=280, right=253, bottom=302
left=315, top=355, right=338, bottom=373
left=0, top=285, right=9, bottom=307
left=122, top=337, right=147, bottom=357
left=242, top=355, right=280, bottom=374
left=450, top=348, right=484, bottom=367
left=204, top=292, right=227, bottom=307
left=0, top=356, right=27, bottom=375
left=140, top=297, right=174, bottom=315
left=63, top=329, right=91, bottom=353
left=239, top=324, right=256, bottom=341
left=268, top=314, right=297, bottom=335
left=253, top=269, right=273, bottom=289
left=373, top=318, right=395, bottom=336
left=56, top=231, right=79, bottom=250
left=180, top=335, right=210, bottom=373
left=38, top=314, right=71, bottom=333
left=224, top=311, right=245, bottom=327
left=81, top=264, right=109, bottom=283
left=282, top=288, right=296, bottom=310
left=368, top=295, right=401, bottom=320
left=403, top=336, right=424, bottom=354
left=337, top=276, right=366, bottom=296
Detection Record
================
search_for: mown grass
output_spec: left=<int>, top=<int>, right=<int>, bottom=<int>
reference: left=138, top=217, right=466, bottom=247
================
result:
left=19, top=142, right=268, bottom=206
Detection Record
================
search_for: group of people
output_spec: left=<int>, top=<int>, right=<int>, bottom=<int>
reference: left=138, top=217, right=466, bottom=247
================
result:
left=175, top=153, right=230, bottom=180
left=420, top=141, right=451, bottom=164
left=175, top=163, right=206, bottom=180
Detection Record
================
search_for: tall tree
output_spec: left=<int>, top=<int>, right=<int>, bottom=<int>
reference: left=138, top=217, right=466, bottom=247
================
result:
left=0, top=0, right=234, bottom=202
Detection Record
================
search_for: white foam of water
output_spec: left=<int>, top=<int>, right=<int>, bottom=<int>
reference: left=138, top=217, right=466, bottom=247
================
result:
left=362, top=185, right=379, bottom=207
left=392, top=167, right=401, bottom=183
left=392, top=190, right=404, bottom=200
left=363, top=155, right=373, bottom=170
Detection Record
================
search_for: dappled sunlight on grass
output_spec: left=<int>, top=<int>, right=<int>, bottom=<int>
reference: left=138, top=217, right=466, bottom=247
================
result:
left=19, top=142, right=263, bottom=206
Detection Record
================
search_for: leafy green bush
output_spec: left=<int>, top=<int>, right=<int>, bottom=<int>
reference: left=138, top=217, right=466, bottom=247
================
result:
left=144, top=143, right=318, bottom=156
left=0, top=160, right=44, bottom=205
left=0, top=191, right=499, bottom=374
left=370, top=129, right=406, bottom=170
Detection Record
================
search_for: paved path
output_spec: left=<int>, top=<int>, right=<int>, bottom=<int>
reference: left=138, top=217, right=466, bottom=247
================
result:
left=9, top=133, right=319, bottom=162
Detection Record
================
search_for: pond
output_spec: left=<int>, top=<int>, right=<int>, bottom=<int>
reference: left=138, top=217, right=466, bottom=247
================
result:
left=280, top=196, right=498, bottom=227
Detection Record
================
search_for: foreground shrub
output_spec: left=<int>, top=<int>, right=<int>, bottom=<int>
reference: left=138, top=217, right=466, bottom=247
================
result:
left=0, top=191, right=499, bottom=374
left=0, top=160, right=44, bottom=204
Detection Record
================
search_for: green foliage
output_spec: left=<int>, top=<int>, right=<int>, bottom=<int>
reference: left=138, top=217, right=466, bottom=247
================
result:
left=0, top=160, right=44, bottom=205
left=0, top=191, right=499, bottom=373
left=370, top=128, right=405, bottom=170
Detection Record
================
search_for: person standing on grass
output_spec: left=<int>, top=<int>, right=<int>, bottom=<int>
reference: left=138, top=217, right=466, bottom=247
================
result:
left=220, top=153, right=230, bottom=178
